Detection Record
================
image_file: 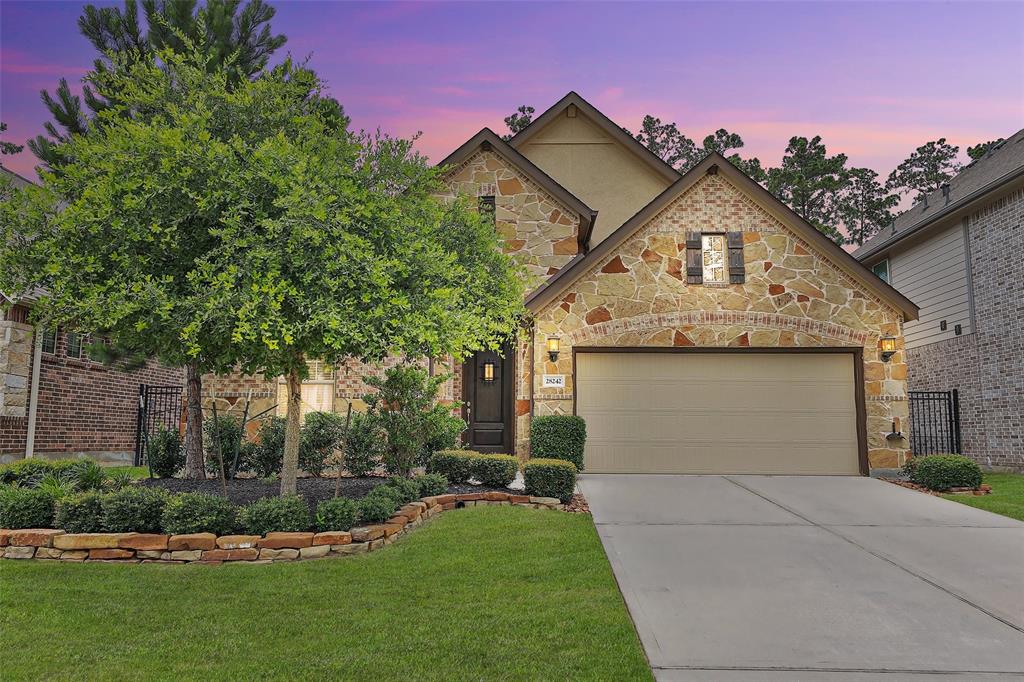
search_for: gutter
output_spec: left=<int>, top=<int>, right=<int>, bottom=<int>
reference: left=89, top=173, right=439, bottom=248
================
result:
left=856, top=165, right=1024, bottom=262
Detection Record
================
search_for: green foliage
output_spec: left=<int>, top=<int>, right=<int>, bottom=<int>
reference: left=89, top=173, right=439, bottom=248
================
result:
left=502, top=105, right=535, bottom=141
left=365, top=366, right=466, bottom=477
left=147, top=427, right=185, bottom=478
left=384, top=476, right=421, bottom=505
left=72, top=460, right=108, bottom=491
left=628, top=114, right=764, bottom=180
left=910, top=455, right=983, bottom=491
left=105, top=469, right=140, bottom=492
left=471, top=454, right=518, bottom=488
left=414, top=473, right=448, bottom=498
left=421, top=408, right=467, bottom=461
left=204, top=415, right=243, bottom=479
left=428, top=450, right=475, bottom=484
left=161, top=493, right=237, bottom=536
left=300, top=411, right=347, bottom=477
left=839, top=167, right=899, bottom=246
left=342, top=412, right=384, bottom=477
left=55, top=491, right=105, bottom=533
left=523, top=459, right=577, bottom=503
left=0, top=487, right=56, bottom=529
left=886, top=138, right=963, bottom=201
left=767, top=135, right=849, bottom=245
left=0, top=121, right=23, bottom=155
left=248, top=418, right=286, bottom=479
left=33, top=473, right=78, bottom=499
left=315, top=497, right=358, bottom=532
left=967, top=139, right=1004, bottom=161
left=102, top=487, right=169, bottom=533
left=238, top=494, right=310, bottom=536
left=0, top=458, right=88, bottom=486
left=357, top=491, right=400, bottom=525
left=530, top=416, right=587, bottom=471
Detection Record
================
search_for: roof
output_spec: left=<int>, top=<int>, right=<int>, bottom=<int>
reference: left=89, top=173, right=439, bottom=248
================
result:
left=853, top=129, right=1024, bottom=261
left=508, top=91, right=681, bottom=184
left=0, top=165, right=37, bottom=188
left=526, top=152, right=920, bottom=321
left=437, top=127, right=598, bottom=252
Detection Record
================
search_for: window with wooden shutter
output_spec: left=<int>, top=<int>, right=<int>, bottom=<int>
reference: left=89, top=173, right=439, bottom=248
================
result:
left=701, top=234, right=727, bottom=284
left=727, top=231, right=745, bottom=284
left=685, top=232, right=703, bottom=284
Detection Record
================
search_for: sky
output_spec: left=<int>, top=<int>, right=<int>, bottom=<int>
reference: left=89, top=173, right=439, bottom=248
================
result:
left=1, top=0, right=1022, bottom=183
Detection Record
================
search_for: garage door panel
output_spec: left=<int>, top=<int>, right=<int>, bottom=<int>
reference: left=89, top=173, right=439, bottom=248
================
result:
left=576, top=352, right=860, bottom=475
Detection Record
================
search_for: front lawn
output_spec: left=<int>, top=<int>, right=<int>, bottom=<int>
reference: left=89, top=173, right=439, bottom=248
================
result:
left=942, top=473, right=1024, bottom=522
left=0, top=506, right=651, bottom=680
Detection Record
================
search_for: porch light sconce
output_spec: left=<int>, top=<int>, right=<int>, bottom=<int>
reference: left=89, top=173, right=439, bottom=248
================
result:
left=482, top=360, right=496, bottom=383
left=879, top=335, right=897, bottom=362
left=546, top=336, right=560, bottom=362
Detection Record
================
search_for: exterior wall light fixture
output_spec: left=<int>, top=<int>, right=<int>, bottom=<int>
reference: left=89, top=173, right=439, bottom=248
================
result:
left=482, top=360, right=496, bottom=382
left=879, top=336, right=897, bottom=362
left=546, top=336, right=560, bottom=362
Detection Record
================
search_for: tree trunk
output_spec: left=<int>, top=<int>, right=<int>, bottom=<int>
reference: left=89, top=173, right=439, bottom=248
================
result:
left=183, top=360, right=206, bottom=479
left=280, top=366, right=302, bottom=496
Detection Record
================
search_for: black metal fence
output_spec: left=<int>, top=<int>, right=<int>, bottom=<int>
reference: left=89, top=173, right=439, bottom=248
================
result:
left=908, top=390, right=962, bottom=456
left=134, top=384, right=184, bottom=466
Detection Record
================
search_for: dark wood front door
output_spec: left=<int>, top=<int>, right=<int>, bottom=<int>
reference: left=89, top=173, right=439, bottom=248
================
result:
left=462, top=344, right=514, bottom=453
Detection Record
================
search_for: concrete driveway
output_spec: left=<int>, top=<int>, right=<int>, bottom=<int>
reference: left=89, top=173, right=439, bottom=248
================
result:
left=580, top=475, right=1024, bottom=681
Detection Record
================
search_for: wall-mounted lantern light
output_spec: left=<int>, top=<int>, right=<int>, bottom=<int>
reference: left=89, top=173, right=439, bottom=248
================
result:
left=546, top=336, right=560, bottom=362
left=879, top=335, right=897, bottom=362
left=482, top=360, right=496, bottom=382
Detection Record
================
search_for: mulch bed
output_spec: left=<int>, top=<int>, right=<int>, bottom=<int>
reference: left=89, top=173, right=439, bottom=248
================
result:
left=881, top=477, right=992, bottom=497
left=139, top=476, right=519, bottom=515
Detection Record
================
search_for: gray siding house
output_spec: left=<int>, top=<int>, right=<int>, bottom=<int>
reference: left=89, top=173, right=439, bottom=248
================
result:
left=854, top=130, right=1024, bottom=470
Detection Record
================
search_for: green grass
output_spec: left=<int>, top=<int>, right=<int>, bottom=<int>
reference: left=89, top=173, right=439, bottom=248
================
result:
left=103, top=465, right=150, bottom=479
left=0, top=506, right=651, bottom=680
left=942, top=473, right=1024, bottom=522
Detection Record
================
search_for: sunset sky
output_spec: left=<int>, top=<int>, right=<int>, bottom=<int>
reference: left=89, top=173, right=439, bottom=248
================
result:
left=1, top=1, right=1022, bottom=182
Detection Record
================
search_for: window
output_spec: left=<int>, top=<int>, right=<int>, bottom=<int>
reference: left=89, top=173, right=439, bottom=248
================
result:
left=872, top=259, right=889, bottom=283
left=276, top=360, right=335, bottom=420
left=701, top=234, right=727, bottom=284
left=66, top=331, right=84, bottom=359
left=41, top=327, right=57, bottom=354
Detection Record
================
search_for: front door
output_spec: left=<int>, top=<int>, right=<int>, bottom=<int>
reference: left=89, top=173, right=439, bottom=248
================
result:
left=462, top=345, right=514, bottom=453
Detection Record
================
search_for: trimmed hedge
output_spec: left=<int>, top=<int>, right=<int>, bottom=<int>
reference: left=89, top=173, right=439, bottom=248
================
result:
left=471, top=454, right=518, bottom=488
left=428, top=450, right=475, bottom=484
left=384, top=477, right=421, bottom=505
left=55, top=491, right=105, bottom=533
left=238, top=495, right=310, bottom=536
left=910, top=454, right=983, bottom=491
left=161, top=493, right=237, bottom=536
left=357, top=491, right=399, bottom=524
left=102, top=487, right=169, bottom=534
left=0, top=487, right=55, bottom=529
left=414, top=473, right=448, bottom=498
left=523, top=458, right=577, bottom=503
left=530, top=416, right=586, bottom=471
left=315, top=497, right=358, bottom=532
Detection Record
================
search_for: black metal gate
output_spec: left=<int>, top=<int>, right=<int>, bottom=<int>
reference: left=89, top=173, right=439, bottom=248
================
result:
left=908, top=390, right=962, bottom=456
left=134, top=384, right=184, bottom=466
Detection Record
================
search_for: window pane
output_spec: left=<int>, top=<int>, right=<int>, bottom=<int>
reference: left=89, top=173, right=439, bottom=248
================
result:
left=41, top=328, right=56, bottom=354
left=66, top=332, right=83, bottom=359
left=872, top=260, right=889, bottom=283
left=702, top=234, right=726, bottom=284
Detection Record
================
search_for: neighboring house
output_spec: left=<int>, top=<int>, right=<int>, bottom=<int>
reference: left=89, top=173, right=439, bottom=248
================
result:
left=207, top=92, right=919, bottom=475
left=0, top=166, right=184, bottom=464
left=854, top=131, right=1024, bottom=471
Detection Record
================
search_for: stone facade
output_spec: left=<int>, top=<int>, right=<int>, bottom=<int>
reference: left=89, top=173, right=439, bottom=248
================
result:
left=906, top=187, right=1023, bottom=470
left=526, top=173, right=910, bottom=469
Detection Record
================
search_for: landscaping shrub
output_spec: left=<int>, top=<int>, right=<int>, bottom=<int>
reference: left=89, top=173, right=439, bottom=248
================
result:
left=238, top=494, right=310, bottom=536
left=71, top=460, right=107, bottom=491
left=429, top=450, right=475, bottom=484
left=102, top=487, right=169, bottom=533
left=421, top=407, right=467, bottom=464
left=300, top=411, right=347, bottom=477
left=248, top=417, right=286, bottom=478
left=55, top=491, right=105, bottom=533
left=315, top=496, right=358, bottom=532
left=530, top=415, right=587, bottom=471
left=0, top=457, right=95, bottom=486
left=105, top=469, right=136, bottom=491
left=0, top=487, right=56, bottom=529
left=148, top=426, right=184, bottom=478
left=204, top=415, right=243, bottom=479
left=523, top=458, right=578, bottom=503
left=343, top=412, right=385, bottom=477
left=471, top=454, right=518, bottom=488
left=414, top=473, right=448, bottom=498
left=161, top=493, right=237, bottom=536
left=357, top=492, right=399, bottom=524
left=33, top=472, right=78, bottom=499
left=911, top=454, right=983, bottom=491
left=385, top=476, right=421, bottom=504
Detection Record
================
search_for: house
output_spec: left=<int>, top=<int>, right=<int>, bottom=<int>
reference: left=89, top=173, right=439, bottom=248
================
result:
left=0, top=166, right=184, bottom=464
left=206, top=92, right=919, bottom=475
left=854, top=130, right=1024, bottom=471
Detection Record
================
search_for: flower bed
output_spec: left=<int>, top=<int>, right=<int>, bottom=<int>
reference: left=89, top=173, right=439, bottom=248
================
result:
left=0, top=492, right=565, bottom=565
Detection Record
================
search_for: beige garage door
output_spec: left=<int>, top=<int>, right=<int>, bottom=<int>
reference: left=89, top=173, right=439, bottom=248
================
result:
left=576, top=352, right=861, bottom=475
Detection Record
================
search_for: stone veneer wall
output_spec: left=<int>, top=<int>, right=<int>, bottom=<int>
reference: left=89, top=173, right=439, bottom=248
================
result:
left=526, top=173, right=911, bottom=469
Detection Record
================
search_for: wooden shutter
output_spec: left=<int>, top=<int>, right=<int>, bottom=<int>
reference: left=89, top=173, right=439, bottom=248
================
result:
left=685, top=232, right=702, bottom=284
left=727, top=231, right=745, bottom=284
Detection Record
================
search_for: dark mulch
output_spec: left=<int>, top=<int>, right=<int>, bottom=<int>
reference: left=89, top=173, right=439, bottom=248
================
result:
left=139, top=476, right=519, bottom=515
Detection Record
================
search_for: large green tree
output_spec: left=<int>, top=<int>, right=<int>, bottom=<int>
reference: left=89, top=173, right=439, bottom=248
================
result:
left=838, top=167, right=899, bottom=246
left=885, top=138, right=962, bottom=202
left=501, top=105, right=534, bottom=141
left=967, top=138, right=1005, bottom=161
left=766, top=136, right=850, bottom=245
left=629, top=115, right=764, bottom=179
left=29, top=0, right=286, bottom=167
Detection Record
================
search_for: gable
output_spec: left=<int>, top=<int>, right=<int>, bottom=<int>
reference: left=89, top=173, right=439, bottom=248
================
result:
left=511, top=94, right=676, bottom=246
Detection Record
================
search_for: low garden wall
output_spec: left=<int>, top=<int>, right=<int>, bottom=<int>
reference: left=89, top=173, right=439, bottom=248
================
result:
left=0, top=492, right=564, bottom=564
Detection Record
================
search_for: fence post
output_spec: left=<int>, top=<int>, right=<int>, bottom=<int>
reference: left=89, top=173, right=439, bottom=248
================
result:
left=951, top=389, right=962, bottom=454
left=134, top=385, right=147, bottom=467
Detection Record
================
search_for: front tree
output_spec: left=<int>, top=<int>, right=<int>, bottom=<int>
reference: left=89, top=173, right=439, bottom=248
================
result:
left=767, top=135, right=850, bottom=245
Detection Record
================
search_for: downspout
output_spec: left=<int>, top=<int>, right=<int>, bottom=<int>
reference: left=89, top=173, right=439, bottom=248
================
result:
left=25, top=325, right=43, bottom=458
